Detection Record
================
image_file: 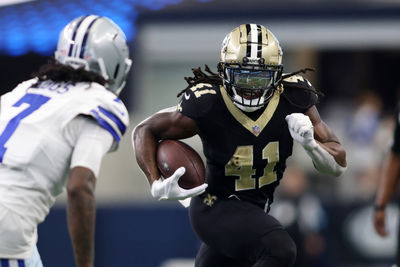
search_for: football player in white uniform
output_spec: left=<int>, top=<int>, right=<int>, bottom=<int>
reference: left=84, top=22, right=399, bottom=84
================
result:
left=0, top=15, right=131, bottom=267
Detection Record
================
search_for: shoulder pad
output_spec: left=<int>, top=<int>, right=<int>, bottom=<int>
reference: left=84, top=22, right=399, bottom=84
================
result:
left=282, top=74, right=314, bottom=91
left=12, top=78, right=38, bottom=93
left=85, top=88, right=129, bottom=149
left=178, top=83, right=218, bottom=120
left=281, top=75, right=319, bottom=110
left=181, top=82, right=218, bottom=102
left=188, top=83, right=217, bottom=98
left=1, top=79, right=39, bottom=111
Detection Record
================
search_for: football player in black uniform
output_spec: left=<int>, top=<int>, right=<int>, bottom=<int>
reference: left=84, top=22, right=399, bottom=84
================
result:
left=374, top=105, right=400, bottom=265
left=133, top=24, right=347, bottom=267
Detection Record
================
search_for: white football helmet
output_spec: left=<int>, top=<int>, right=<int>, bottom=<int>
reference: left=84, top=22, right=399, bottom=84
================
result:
left=55, top=15, right=132, bottom=95
left=218, top=24, right=283, bottom=112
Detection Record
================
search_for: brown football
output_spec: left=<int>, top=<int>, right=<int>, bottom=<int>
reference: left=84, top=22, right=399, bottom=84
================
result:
left=156, top=139, right=205, bottom=189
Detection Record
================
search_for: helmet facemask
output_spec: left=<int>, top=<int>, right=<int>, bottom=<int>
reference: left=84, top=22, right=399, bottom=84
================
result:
left=221, top=63, right=282, bottom=112
left=219, top=24, right=283, bottom=112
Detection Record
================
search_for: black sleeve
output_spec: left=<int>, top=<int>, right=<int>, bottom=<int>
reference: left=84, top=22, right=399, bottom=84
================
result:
left=179, top=89, right=199, bottom=120
left=178, top=83, right=217, bottom=121
left=391, top=105, right=400, bottom=154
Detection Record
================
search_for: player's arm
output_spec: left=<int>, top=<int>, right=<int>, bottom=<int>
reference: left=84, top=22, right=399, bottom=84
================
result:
left=65, top=116, right=114, bottom=267
left=286, top=106, right=347, bottom=176
left=133, top=109, right=207, bottom=200
left=306, top=106, right=347, bottom=167
left=133, top=110, right=199, bottom=185
left=374, top=109, right=400, bottom=236
left=373, top=151, right=400, bottom=236
left=67, top=167, right=96, bottom=267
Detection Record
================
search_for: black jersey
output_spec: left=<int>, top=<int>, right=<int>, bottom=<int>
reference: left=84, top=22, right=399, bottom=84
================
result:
left=179, top=75, right=318, bottom=208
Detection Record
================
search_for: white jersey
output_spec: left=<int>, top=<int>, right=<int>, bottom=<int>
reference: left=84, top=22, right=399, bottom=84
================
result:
left=0, top=78, right=129, bottom=235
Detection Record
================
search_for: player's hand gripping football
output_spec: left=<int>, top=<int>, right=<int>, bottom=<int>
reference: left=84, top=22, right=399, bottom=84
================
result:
left=150, top=167, right=208, bottom=200
left=285, top=113, right=317, bottom=150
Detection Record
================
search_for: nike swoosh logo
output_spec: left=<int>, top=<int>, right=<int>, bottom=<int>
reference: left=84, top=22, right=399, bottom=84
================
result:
left=184, top=93, right=190, bottom=100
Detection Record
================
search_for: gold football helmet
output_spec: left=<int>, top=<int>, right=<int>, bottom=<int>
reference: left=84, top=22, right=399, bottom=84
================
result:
left=218, top=24, right=283, bottom=112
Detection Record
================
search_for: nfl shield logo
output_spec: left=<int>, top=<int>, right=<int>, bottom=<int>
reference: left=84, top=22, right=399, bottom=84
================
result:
left=252, top=125, right=260, bottom=135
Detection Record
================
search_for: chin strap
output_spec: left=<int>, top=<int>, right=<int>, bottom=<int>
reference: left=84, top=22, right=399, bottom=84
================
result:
left=177, top=65, right=223, bottom=98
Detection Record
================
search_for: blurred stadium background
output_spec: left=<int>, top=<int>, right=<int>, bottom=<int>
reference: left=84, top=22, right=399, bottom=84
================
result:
left=1, top=0, right=400, bottom=266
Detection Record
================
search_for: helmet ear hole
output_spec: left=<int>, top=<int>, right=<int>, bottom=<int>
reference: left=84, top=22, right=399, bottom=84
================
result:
left=113, top=64, right=120, bottom=79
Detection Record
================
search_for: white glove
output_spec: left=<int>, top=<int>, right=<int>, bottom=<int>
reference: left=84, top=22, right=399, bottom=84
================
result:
left=285, top=113, right=317, bottom=150
left=150, top=167, right=208, bottom=200
left=286, top=113, right=346, bottom=177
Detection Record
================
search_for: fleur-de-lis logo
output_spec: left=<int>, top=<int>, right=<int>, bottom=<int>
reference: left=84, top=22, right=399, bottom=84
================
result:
left=203, top=194, right=217, bottom=207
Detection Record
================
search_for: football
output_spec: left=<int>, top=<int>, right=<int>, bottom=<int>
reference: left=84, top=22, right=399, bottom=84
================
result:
left=156, top=139, right=205, bottom=189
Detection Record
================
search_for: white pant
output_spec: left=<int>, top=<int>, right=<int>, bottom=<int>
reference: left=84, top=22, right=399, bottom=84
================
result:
left=0, top=204, right=37, bottom=259
left=0, top=246, right=43, bottom=267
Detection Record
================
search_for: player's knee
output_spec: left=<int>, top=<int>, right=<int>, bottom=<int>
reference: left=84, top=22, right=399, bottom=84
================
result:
left=260, top=229, right=297, bottom=266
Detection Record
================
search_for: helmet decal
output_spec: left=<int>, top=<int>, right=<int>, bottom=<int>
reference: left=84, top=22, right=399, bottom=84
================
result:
left=67, top=16, right=87, bottom=57
left=245, top=24, right=262, bottom=60
left=79, top=17, right=101, bottom=59
left=68, top=15, right=100, bottom=59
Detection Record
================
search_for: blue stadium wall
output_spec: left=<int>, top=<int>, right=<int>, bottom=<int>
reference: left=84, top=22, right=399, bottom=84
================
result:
left=37, top=203, right=397, bottom=267
left=38, top=205, right=200, bottom=267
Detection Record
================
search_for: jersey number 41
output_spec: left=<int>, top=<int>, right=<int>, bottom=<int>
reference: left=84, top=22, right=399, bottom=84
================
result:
left=225, top=142, right=279, bottom=191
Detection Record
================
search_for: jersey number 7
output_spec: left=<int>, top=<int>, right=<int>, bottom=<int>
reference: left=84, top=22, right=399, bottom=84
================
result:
left=0, top=93, right=50, bottom=162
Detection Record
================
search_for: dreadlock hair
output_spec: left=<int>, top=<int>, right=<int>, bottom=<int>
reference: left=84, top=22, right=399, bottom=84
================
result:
left=178, top=65, right=324, bottom=110
left=278, top=67, right=325, bottom=109
left=177, top=65, right=223, bottom=98
left=280, top=67, right=324, bottom=96
left=31, top=58, right=107, bottom=87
